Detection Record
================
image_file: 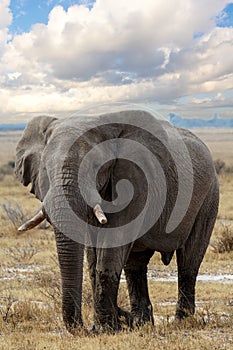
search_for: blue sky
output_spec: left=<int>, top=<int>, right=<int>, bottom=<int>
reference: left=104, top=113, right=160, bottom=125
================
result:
left=9, top=1, right=233, bottom=36
left=216, top=3, right=233, bottom=27
left=0, top=0, right=233, bottom=122
left=9, top=1, right=95, bottom=34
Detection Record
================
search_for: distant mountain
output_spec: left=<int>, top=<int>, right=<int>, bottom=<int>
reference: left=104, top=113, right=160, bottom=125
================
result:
left=0, top=123, right=26, bottom=131
left=169, top=113, right=233, bottom=128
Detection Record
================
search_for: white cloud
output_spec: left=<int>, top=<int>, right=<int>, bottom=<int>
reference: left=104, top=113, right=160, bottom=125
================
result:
left=4, top=1, right=231, bottom=80
left=0, top=0, right=233, bottom=121
left=0, top=0, right=12, bottom=29
left=0, top=0, right=12, bottom=55
left=165, top=27, right=233, bottom=94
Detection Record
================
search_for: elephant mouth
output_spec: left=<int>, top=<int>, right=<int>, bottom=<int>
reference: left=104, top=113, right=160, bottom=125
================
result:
left=17, top=203, right=107, bottom=232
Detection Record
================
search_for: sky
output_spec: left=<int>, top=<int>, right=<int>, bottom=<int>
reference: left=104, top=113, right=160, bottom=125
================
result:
left=0, top=0, right=233, bottom=123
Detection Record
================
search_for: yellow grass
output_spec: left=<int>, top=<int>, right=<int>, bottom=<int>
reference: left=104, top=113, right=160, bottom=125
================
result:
left=194, top=129, right=233, bottom=164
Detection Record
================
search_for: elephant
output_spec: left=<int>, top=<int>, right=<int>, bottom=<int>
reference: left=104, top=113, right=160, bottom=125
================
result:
left=15, top=110, right=219, bottom=332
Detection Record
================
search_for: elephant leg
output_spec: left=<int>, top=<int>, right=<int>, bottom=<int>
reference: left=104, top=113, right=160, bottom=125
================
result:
left=94, top=246, right=132, bottom=330
left=94, top=269, right=121, bottom=330
left=175, top=264, right=198, bottom=319
left=55, top=229, right=84, bottom=331
left=87, top=245, right=133, bottom=330
left=124, top=249, right=155, bottom=326
left=176, top=183, right=219, bottom=320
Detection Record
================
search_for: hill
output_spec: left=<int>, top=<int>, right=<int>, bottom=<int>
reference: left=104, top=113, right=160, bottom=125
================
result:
left=169, top=113, right=233, bottom=128
left=0, top=123, right=26, bottom=131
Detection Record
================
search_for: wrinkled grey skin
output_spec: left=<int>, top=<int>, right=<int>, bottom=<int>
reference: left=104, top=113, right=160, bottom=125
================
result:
left=15, top=111, right=219, bottom=332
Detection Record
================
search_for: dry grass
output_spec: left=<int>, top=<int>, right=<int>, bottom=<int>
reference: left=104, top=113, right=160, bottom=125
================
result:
left=194, top=129, right=233, bottom=164
left=218, top=173, right=233, bottom=220
left=0, top=130, right=232, bottom=349
left=0, top=131, right=21, bottom=165
left=210, top=225, right=233, bottom=253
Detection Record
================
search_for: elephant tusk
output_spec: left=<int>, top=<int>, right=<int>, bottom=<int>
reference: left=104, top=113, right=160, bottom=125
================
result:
left=18, top=209, right=45, bottom=232
left=93, top=204, right=107, bottom=225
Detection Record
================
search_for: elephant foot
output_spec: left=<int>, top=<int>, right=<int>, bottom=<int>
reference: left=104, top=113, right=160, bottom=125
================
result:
left=94, top=311, right=121, bottom=333
left=93, top=305, right=154, bottom=333
left=175, top=305, right=195, bottom=321
left=93, top=307, right=134, bottom=333
left=131, top=304, right=154, bottom=327
left=92, top=306, right=154, bottom=333
left=118, top=307, right=134, bottom=328
left=64, top=318, right=83, bottom=334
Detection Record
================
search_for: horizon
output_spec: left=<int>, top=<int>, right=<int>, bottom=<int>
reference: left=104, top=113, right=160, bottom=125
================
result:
left=1, top=111, right=233, bottom=127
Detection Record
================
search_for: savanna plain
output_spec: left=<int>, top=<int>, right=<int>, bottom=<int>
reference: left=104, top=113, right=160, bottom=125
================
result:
left=0, top=129, right=232, bottom=350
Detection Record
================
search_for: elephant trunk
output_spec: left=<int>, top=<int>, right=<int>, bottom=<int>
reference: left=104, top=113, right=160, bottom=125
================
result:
left=55, top=227, right=84, bottom=331
left=47, top=175, right=85, bottom=331
left=44, top=162, right=106, bottom=331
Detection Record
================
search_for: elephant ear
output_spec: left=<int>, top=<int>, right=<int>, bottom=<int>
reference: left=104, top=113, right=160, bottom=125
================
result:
left=15, top=116, right=57, bottom=200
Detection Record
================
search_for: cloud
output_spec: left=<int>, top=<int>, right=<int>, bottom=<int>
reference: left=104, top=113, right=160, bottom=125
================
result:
left=4, top=1, right=230, bottom=80
left=0, top=0, right=12, bottom=29
left=165, top=27, right=233, bottom=94
left=0, top=0, right=12, bottom=55
left=0, top=0, right=233, bottom=120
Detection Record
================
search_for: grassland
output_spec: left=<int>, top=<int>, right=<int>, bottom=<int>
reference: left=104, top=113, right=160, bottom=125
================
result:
left=0, top=129, right=232, bottom=349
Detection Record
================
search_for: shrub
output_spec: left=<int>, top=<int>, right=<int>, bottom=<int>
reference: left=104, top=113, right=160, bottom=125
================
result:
left=4, top=243, right=39, bottom=264
left=1, top=202, right=27, bottom=230
left=0, top=161, right=15, bottom=180
left=210, top=225, right=233, bottom=253
left=214, top=159, right=225, bottom=174
left=214, top=159, right=233, bottom=175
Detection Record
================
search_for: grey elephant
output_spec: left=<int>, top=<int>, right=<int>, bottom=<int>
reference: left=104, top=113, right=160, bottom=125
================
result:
left=15, top=110, right=219, bottom=332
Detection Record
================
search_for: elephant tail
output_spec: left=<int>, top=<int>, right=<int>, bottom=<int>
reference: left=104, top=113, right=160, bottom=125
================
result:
left=160, top=251, right=174, bottom=266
